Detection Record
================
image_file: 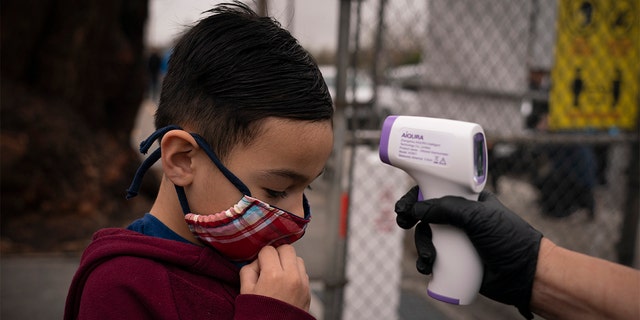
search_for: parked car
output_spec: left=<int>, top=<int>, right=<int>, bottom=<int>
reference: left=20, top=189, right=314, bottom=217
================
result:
left=384, top=64, right=426, bottom=91
left=320, top=65, right=373, bottom=104
left=320, top=65, right=388, bottom=130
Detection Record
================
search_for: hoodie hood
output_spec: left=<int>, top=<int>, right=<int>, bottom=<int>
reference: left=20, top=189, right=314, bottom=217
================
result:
left=64, top=228, right=240, bottom=319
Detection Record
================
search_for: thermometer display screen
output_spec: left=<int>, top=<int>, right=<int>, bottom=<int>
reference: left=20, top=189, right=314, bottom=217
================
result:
left=473, top=133, right=486, bottom=182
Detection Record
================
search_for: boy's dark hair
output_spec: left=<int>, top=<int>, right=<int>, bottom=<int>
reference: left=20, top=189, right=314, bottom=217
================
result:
left=156, top=2, right=333, bottom=159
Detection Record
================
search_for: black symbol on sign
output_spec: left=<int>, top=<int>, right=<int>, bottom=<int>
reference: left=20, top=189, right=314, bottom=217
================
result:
left=610, top=1, right=634, bottom=37
left=439, top=158, right=447, bottom=166
left=613, top=10, right=628, bottom=29
left=572, top=67, right=584, bottom=108
left=612, top=68, right=621, bottom=108
left=567, top=0, right=598, bottom=35
left=579, top=2, right=594, bottom=27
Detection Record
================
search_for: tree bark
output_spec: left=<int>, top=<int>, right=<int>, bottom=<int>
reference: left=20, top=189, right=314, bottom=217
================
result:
left=1, top=0, right=156, bottom=252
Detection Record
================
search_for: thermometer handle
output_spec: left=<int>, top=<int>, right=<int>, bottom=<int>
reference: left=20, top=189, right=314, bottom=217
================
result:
left=420, top=187, right=483, bottom=305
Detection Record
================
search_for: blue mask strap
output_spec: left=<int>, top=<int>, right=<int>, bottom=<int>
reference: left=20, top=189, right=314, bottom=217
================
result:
left=175, top=185, right=191, bottom=214
left=174, top=134, right=251, bottom=215
left=126, top=125, right=252, bottom=215
left=126, top=125, right=181, bottom=199
left=190, top=133, right=251, bottom=196
left=302, top=194, right=311, bottom=219
left=125, top=148, right=161, bottom=199
left=138, top=125, right=181, bottom=155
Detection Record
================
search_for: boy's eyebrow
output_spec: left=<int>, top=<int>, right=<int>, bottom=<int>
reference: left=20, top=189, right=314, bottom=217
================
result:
left=259, top=168, right=324, bottom=183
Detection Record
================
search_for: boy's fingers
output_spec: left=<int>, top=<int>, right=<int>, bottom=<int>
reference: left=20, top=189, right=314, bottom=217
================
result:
left=275, top=245, right=299, bottom=271
left=256, top=245, right=281, bottom=271
left=239, top=260, right=260, bottom=294
left=296, top=257, right=308, bottom=279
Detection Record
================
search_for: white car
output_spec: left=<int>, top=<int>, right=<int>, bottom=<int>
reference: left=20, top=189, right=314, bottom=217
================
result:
left=320, top=65, right=393, bottom=130
left=319, top=65, right=374, bottom=105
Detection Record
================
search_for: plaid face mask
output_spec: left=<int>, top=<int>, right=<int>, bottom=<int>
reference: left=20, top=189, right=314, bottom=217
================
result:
left=184, top=195, right=310, bottom=261
left=126, top=126, right=311, bottom=262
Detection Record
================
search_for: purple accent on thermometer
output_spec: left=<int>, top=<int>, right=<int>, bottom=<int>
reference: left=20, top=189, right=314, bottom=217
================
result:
left=379, top=116, right=398, bottom=164
left=427, top=289, right=460, bottom=305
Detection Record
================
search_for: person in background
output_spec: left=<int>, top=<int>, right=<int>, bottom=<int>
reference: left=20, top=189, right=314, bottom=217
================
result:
left=526, top=100, right=597, bottom=219
left=146, top=49, right=161, bottom=101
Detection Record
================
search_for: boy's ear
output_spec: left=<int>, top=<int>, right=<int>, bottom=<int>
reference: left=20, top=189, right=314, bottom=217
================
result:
left=160, top=130, right=199, bottom=186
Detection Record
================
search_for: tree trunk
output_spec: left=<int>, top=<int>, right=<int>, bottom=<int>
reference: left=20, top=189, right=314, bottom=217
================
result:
left=1, top=0, right=156, bottom=252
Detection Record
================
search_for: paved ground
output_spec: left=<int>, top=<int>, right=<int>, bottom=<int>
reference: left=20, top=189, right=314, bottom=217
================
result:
left=1, top=254, right=79, bottom=320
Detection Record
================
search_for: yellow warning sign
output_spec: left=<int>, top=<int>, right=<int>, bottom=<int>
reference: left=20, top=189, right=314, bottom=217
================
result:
left=549, top=0, right=639, bottom=131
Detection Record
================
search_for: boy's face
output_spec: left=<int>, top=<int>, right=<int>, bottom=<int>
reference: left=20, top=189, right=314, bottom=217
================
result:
left=191, top=117, right=334, bottom=217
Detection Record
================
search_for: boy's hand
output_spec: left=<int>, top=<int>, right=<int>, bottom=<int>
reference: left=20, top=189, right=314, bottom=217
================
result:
left=239, top=245, right=311, bottom=311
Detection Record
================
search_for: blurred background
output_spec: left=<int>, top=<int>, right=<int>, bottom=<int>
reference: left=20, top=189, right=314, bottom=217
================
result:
left=1, top=0, right=638, bottom=319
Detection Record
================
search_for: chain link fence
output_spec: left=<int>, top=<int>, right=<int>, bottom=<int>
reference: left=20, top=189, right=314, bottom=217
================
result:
left=323, top=0, right=639, bottom=319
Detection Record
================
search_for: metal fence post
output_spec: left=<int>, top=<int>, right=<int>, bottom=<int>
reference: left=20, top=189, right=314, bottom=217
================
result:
left=618, top=119, right=639, bottom=266
left=323, top=1, right=352, bottom=319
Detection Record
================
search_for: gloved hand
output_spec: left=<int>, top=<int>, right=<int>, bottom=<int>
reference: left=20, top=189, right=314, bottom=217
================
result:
left=395, top=186, right=543, bottom=319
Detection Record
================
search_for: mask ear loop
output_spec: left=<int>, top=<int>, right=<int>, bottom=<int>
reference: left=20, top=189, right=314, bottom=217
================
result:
left=126, top=125, right=182, bottom=199
left=301, top=194, right=311, bottom=220
left=126, top=148, right=161, bottom=199
left=175, top=185, right=192, bottom=214
left=175, top=134, right=252, bottom=214
left=190, top=134, right=252, bottom=197
left=126, top=126, right=252, bottom=215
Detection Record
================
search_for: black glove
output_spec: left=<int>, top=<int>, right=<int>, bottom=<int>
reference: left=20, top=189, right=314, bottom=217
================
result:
left=395, top=186, right=543, bottom=319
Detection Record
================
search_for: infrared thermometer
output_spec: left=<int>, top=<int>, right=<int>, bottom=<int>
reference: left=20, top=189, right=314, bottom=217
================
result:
left=379, top=115, right=487, bottom=305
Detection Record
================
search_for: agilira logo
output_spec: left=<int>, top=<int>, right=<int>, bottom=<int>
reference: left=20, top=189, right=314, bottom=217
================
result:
left=401, top=131, right=424, bottom=140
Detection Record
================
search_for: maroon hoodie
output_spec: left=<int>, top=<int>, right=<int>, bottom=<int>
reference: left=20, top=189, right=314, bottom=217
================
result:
left=64, top=228, right=314, bottom=319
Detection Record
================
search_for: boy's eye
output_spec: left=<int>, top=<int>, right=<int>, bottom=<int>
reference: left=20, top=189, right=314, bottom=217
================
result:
left=265, top=189, right=288, bottom=199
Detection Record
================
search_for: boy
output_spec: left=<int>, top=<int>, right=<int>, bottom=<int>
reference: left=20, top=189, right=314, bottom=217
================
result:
left=64, top=3, right=334, bottom=319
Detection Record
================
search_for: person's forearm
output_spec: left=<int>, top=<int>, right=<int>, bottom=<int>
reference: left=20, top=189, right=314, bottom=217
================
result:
left=531, top=238, right=640, bottom=319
